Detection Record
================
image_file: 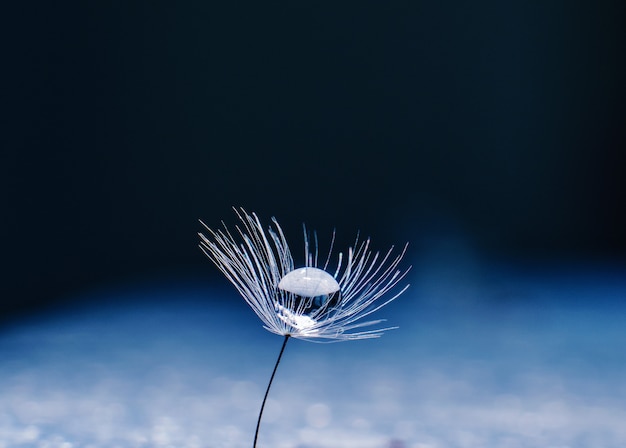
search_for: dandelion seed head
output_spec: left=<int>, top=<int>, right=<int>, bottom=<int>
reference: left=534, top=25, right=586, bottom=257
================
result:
left=198, top=208, right=410, bottom=342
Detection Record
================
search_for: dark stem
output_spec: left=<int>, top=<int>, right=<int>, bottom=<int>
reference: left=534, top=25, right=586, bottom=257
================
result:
left=253, top=334, right=290, bottom=448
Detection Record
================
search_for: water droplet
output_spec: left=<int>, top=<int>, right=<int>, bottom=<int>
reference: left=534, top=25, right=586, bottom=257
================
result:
left=278, top=267, right=341, bottom=314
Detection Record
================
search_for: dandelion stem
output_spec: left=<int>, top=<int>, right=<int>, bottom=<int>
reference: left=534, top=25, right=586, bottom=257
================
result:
left=253, top=334, right=290, bottom=448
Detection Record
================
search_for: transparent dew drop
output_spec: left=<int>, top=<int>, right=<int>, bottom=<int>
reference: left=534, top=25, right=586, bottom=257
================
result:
left=278, top=267, right=341, bottom=315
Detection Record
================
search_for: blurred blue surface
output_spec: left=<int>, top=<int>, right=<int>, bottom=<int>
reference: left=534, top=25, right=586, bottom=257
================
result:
left=1, top=260, right=625, bottom=447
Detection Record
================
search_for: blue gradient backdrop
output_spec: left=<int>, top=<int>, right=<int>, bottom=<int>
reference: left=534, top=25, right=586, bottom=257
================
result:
left=2, top=1, right=625, bottom=447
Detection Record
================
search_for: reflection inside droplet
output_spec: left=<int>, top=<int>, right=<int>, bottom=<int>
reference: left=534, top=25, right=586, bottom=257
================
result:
left=301, top=291, right=341, bottom=315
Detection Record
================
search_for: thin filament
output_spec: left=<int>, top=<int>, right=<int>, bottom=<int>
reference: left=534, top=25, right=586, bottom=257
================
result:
left=253, top=335, right=290, bottom=448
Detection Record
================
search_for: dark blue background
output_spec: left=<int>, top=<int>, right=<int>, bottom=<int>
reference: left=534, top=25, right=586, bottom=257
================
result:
left=3, top=1, right=625, bottom=318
